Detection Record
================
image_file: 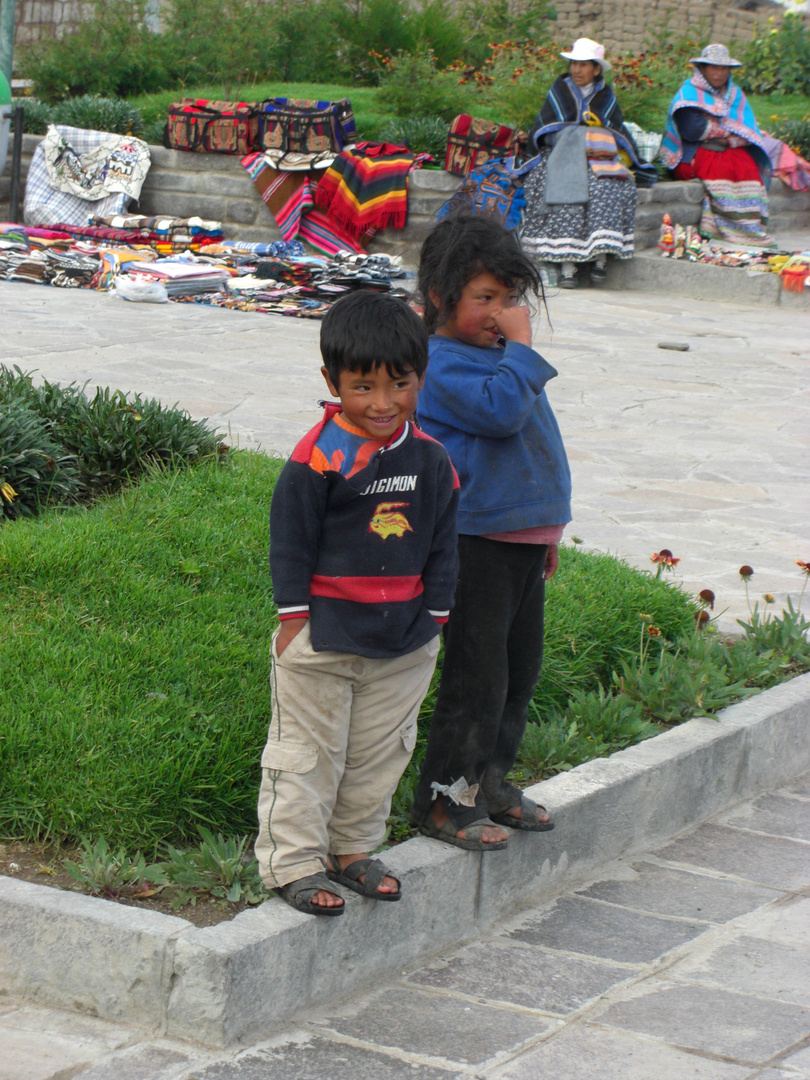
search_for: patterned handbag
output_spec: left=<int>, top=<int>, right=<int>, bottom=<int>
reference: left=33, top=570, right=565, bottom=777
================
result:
left=257, top=98, right=356, bottom=154
left=444, top=114, right=525, bottom=178
left=437, top=157, right=527, bottom=231
left=163, top=99, right=259, bottom=154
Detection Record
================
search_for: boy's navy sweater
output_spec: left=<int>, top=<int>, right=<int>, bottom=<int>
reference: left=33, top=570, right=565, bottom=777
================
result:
left=417, top=336, right=572, bottom=535
left=270, top=404, right=460, bottom=659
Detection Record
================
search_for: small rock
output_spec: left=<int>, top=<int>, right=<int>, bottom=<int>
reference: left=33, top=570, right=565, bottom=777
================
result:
left=657, top=342, right=690, bottom=351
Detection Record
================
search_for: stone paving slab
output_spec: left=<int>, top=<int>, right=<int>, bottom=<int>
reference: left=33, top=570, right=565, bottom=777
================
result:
left=655, top=824, right=810, bottom=891
left=487, top=1023, right=754, bottom=1080
left=309, top=985, right=547, bottom=1065
left=576, top=859, right=781, bottom=921
left=507, top=894, right=706, bottom=963
left=406, top=939, right=637, bottom=1014
left=594, top=981, right=810, bottom=1063
left=718, top=792, right=810, bottom=842
left=669, top=932, right=810, bottom=1007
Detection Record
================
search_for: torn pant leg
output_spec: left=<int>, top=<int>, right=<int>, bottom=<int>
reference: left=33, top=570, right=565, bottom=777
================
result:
left=411, top=536, right=548, bottom=830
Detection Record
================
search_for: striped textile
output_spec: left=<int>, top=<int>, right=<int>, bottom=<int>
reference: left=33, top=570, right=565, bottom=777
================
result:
left=241, top=152, right=364, bottom=255
left=700, top=177, right=772, bottom=246
left=315, top=143, right=415, bottom=239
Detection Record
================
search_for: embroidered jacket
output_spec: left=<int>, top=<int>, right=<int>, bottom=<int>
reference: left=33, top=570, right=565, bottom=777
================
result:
left=270, top=403, right=460, bottom=659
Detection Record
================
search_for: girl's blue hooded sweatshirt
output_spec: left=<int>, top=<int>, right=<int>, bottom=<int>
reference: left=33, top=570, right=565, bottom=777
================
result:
left=417, top=336, right=572, bottom=535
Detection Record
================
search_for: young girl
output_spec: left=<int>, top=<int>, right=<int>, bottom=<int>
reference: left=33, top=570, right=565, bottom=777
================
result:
left=410, top=213, right=572, bottom=850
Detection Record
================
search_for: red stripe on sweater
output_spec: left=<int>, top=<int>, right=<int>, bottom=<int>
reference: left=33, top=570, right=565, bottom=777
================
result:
left=310, top=574, right=424, bottom=603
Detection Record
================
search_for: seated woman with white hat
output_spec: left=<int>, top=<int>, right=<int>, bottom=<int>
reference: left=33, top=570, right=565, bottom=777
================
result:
left=659, top=43, right=773, bottom=246
left=521, top=38, right=656, bottom=289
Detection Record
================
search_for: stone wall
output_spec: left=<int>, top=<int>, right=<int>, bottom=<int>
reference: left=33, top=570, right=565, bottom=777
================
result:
left=552, top=0, right=797, bottom=57
left=13, top=0, right=808, bottom=58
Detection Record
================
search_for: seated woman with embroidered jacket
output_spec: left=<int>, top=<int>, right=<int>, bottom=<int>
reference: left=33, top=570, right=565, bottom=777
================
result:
left=521, top=38, right=656, bottom=289
left=660, top=43, right=773, bottom=247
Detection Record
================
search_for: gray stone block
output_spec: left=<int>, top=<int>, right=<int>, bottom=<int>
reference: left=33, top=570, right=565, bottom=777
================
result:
left=491, top=1022, right=752, bottom=1080
left=670, top=934, right=810, bottom=1007
left=225, top=200, right=261, bottom=226
left=605, top=251, right=782, bottom=306
left=0, top=877, right=189, bottom=1028
left=72, top=1045, right=194, bottom=1080
left=578, top=860, right=780, bottom=922
left=140, top=171, right=206, bottom=195
left=655, top=824, right=810, bottom=891
left=596, top=981, right=810, bottom=1062
left=508, top=895, right=705, bottom=964
left=409, top=170, right=462, bottom=194
left=718, top=792, right=810, bottom=841
left=192, top=1038, right=457, bottom=1079
left=314, top=985, right=545, bottom=1065
left=408, top=938, right=634, bottom=1014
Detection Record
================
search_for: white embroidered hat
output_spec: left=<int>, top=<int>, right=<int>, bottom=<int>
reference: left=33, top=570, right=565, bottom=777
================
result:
left=560, top=38, right=612, bottom=73
left=688, top=43, right=742, bottom=67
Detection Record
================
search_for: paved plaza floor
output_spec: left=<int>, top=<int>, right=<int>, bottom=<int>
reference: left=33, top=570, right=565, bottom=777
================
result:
left=1, top=278, right=807, bottom=628
left=2, top=772, right=809, bottom=1080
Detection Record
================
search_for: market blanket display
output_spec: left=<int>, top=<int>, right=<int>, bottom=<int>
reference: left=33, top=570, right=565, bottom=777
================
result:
left=25, top=126, right=152, bottom=228
left=0, top=222, right=408, bottom=318
left=315, top=142, right=425, bottom=240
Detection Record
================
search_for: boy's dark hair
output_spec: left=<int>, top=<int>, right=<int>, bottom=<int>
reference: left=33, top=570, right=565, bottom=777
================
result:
left=320, top=290, right=429, bottom=385
left=418, top=212, right=543, bottom=334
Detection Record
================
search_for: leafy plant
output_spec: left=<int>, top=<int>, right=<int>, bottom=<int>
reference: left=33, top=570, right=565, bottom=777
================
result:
left=64, top=837, right=164, bottom=899
left=156, top=828, right=267, bottom=907
left=10, top=98, right=54, bottom=135
left=737, top=14, right=810, bottom=96
left=379, top=114, right=449, bottom=157
left=377, top=47, right=472, bottom=122
left=51, top=95, right=144, bottom=136
left=0, top=399, right=82, bottom=521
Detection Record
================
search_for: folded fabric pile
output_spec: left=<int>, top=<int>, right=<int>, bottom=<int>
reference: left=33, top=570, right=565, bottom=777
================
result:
left=92, top=215, right=225, bottom=253
left=126, top=258, right=231, bottom=296
left=779, top=252, right=810, bottom=292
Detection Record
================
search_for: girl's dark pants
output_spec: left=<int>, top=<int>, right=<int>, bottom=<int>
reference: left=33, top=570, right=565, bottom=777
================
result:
left=412, top=534, right=548, bottom=830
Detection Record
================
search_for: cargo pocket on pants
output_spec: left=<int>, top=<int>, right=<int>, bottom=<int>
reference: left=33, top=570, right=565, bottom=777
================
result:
left=261, top=739, right=319, bottom=775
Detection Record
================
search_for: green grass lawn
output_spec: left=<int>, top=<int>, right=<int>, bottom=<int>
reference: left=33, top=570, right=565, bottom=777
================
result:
left=1, top=450, right=703, bottom=851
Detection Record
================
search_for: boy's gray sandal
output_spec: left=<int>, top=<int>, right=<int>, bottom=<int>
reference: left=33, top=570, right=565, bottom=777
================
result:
left=326, top=856, right=402, bottom=901
left=277, top=872, right=345, bottom=916
left=490, top=794, right=555, bottom=832
left=418, top=815, right=509, bottom=851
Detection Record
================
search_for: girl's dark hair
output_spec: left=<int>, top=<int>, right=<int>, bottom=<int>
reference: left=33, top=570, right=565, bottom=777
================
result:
left=320, top=290, right=429, bottom=385
left=417, top=212, right=543, bottom=333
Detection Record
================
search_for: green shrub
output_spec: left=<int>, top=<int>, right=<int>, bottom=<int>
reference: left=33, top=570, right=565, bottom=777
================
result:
left=10, top=98, right=53, bottom=135
left=737, top=14, right=810, bottom=95
left=0, top=399, right=82, bottom=520
left=0, top=366, right=224, bottom=509
left=379, top=114, right=449, bottom=157
left=377, top=48, right=472, bottom=121
left=20, top=0, right=168, bottom=102
left=50, top=95, right=144, bottom=136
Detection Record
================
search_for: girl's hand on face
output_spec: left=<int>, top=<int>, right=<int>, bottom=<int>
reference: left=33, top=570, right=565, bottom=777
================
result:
left=494, top=304, right=533, bottom=347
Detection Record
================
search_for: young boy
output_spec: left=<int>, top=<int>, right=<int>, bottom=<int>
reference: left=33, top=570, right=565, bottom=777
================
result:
left=255, top=290, right=459, bottom=916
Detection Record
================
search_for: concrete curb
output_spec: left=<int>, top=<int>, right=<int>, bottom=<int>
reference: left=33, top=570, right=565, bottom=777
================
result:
left=2, top=672, right=809, bottom=1047
left=604, top=249, right=810, bottom=309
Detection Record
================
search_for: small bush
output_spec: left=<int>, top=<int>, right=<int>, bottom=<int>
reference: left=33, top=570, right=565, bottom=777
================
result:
left=0, top=399, right=82, bottom=520
left=51, top=95, right=144, bottom=136
left=10, top=98, right=54, bottom=135
left=377, top=48, right=472, bottom=122
left=20, top=0, right=168, bottom=102
left=0, top=366, right=224, bottom=512
left=738, top=15, right=810, bottom=96
left=379, top=114, right=449, bottom=157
